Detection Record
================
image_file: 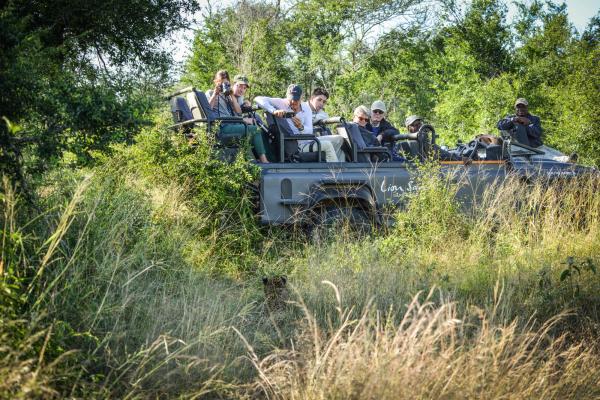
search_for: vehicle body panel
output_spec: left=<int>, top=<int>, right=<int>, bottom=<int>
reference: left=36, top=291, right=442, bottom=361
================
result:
left=258, top=158, right=594, bottom=225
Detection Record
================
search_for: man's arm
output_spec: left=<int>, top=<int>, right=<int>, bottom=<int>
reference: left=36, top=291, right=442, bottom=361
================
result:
left=229, top=95, right=242, bottom=114
left=254, top=96, right=283, bottom=114
left=312, top=110, right=329, bottom=124
left=380, top=121, right=400, bottom=143
left=381, top=120, right=399, bottom=135
left=497, top=115, right=515, bottom=131
left=526, top=115, right=542, bottom=145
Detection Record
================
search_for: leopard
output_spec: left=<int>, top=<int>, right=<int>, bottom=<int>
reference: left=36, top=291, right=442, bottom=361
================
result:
left=262, top=275, right=289, bottom=317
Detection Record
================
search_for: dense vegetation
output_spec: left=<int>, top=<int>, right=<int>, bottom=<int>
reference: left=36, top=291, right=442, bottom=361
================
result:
left=188, top=0, right=600, bottom=163
left=2, top=0, right=600, bottom=398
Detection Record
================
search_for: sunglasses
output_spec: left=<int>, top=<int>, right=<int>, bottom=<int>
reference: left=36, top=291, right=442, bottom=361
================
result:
left=355, top=116, right=369, bottom=122
left=372, top=109, right=384, bottom=114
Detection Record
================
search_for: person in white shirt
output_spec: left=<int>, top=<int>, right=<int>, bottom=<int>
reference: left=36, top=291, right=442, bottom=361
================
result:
left=309, top=87, right=330, bottom=123
left=255, top=84, right=341, bottom=162
left=308, top=87, right=346, bottom=162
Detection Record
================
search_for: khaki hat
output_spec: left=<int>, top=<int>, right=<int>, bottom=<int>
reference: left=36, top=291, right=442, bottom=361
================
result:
left=233, top=74, right=250, bottom=87
left=405, top=115, right=422, bottom=127
left=370, top=100, right=387, bottom=113
left=515, top=98, right=528, bottom=106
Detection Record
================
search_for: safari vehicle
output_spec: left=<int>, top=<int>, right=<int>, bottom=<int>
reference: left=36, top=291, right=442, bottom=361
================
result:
left=168, top=86, right=593, bottom=227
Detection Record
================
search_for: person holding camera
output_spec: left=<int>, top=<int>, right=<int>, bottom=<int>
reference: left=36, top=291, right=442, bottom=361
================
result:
left=255, top=84, right=341, bottom=162
left=207, top=70, right=243, bottom=116
left=206, top=70, right=269, bottom=163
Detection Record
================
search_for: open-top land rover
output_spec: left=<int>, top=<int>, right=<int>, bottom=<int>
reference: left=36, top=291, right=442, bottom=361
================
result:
left=168, top=86, right=594, bottom=227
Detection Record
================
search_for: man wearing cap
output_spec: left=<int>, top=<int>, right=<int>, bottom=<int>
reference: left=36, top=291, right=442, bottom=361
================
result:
left=232, top=74, right=251, bottom=109
left=497, top=98, right=542, bottom=147
left=390, top=115, right=424, bottom=161
left=232, top=74, right=258, bottom=125
left=405, top=115, right=423, bottom=133
left=497, top=98, right=573, bottom=161
left=254, top=85, right=341, bottom=162
left=366, top=100, right=400, bottom=144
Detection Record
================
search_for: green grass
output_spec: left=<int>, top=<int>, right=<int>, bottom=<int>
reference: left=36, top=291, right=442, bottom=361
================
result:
left=2, top=132, right=600, bottom=398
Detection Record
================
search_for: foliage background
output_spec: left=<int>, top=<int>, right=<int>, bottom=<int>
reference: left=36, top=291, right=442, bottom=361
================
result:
left=187, top=0, right=600, bottom=163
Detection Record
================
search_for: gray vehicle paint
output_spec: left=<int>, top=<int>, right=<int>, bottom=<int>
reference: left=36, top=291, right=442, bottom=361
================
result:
left=257, top=157, right=593, bottom=226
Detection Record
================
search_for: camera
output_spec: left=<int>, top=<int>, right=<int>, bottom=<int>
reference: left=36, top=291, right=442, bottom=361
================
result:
left=283, top=111, right=296, bottom=118
left=241, top=104, right=255, bottom=113
left=221, top=81, right=232, bottom=95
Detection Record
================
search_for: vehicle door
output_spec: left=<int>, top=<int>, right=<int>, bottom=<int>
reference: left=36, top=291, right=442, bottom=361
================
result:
left=440, top=160, right=509, bottom=211
left=366, top=161, right=418, bottom=210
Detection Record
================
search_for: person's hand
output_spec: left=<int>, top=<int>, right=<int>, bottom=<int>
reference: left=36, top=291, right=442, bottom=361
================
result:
left=243, top=117, right=254, bottom=125
left=291, top=116, right=303, bottom=130
left=214, top=83, right=222, bottom=95
left=273, top=109, right=286, bottom=118
left=519, top=116, right=531, bottom=125
left=377, top=134, right=383, bottom=143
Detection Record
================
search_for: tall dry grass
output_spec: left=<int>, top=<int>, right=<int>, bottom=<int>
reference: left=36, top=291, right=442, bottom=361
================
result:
left=242, top=284, right=600, bottom=400
left=2, top=158, right=600, bottom=398
left=291, top=168, right=600, bottom=326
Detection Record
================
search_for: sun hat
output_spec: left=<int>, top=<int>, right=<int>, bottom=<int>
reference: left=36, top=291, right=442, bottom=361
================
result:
left=515, top=98, right=529, bottom=106
left=405, top=115, right=422, bottom=127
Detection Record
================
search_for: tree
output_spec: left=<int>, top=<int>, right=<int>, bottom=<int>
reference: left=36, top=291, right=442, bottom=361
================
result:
left=184, top=1, right=290, bottom=96
left=0, top=0, right=200, bottom=186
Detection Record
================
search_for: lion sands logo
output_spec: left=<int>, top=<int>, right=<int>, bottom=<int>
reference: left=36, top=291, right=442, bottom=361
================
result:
left=380, top=179, right=419, bottom=195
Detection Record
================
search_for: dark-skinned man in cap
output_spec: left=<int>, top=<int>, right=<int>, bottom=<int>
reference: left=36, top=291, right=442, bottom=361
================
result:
left=405, top=115, right=423, bottom=133
left=497, top=98, right=570, bottom=162
left=497, top=98, right=542, bottom=147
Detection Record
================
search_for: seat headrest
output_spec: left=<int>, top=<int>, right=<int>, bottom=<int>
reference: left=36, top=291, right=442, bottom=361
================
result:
left=193, top=89, right=217, bottom=121
left=170, top=97, right=193, bottom=123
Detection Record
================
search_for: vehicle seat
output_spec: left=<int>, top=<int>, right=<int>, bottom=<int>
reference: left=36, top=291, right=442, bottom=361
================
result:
left=264, top=113, right=324, bottom=163
left=500, top=127, right=530, bottom=147
left=168, top=96, right=197, bottom=137
left=170, top=97, right=194, bottom=124
left=484, top=144, right=503, bottom=160
left=186, top=92, right=204, bottom=121
left=336, top=123, right=391, bottom=162
left=191, top=89, right=217, bottom=122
